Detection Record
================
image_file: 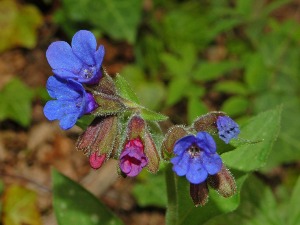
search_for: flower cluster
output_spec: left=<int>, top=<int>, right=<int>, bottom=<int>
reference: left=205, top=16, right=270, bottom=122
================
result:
left=163, top=113, right=240, bottom=206
left=44, top=30, right=241, bottom=206
left=44, top=30, right=104, bottom=130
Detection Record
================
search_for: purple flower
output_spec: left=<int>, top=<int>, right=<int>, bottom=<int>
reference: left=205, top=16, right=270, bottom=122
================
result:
left=120, top=138, right=148, bottom=177
left=216, top=116, right=240, bottom=144
left=46, top=30, right=105, bottom=85
left=43, top=76, right=98, bottom=130
left=171, top=132, right=222, bottom=184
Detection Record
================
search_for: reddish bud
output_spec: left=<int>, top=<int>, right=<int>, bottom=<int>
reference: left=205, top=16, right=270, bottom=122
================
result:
left=76, top=116, right=118, bottom=156
left=193, top=111, right=226, bottom=133
left=127, top=115, right=146, bottom=140
left=161, top=125, right=188, bottom=160
left=190, top=182, right=209, bottom=207
left=207, top=165, right=237, bottom=198
left=89, top=152, right=106, bottom=169
left=143, top=130, right=160, bottom=173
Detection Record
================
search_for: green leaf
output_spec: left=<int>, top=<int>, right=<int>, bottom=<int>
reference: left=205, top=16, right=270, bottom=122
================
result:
left=56, top=0, right=142, bottom=43
left=205, top=175, right=284, bottom=225
left=52, top=169, right=124, bottom=225
left=287, top=176, right=300, bottom=225
left=0, top=0, right=42, bottom=52
left=140, top=108, right=168, bottom=122
left=221, top=96, right=249, bottom=117
left=222, top=107, right=282, bottom=172
left=213, top=81, right=248, bottom=95
left=187, top=97, right=208, bottom=124
left=76, top=115, right=95, bottom=130
left=244, top=53, right=269, bottom=93
left=114, top=74, right=140, bottom=104
left=193, top=61, right=240, bottom=82
left=166, top=78, right=189, bottom=106
left=3, top=185, right=42, bottom=225
left=132, top=172, right=167, bottom=208
left=0, top=78, right=34, bottom=127
left=165, top=164, right=248, bottom=225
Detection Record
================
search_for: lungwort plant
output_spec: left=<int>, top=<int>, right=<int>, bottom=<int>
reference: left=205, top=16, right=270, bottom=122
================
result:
left=44, top=30, right=281, bottom=225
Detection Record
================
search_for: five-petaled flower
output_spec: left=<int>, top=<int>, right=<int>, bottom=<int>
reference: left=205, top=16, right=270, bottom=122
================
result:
left=171, top=132, right=222, bottom=184
left=216, top=116, right=240, bottom=144
left=46, top=30, right=105, bottom=85
left=43, top=76, right=98, bottom=130
left=120, top=138, right=148, bottom=177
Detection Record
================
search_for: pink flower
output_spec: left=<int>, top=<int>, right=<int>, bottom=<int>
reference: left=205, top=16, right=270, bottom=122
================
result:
left=89, top=152, right=106, bottom=169
left=120, top=138, right=148, bottom=177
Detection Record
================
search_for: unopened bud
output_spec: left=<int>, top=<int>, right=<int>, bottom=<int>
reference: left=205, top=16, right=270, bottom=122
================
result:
left=207, top=165, right=237, bottom=198
left=93, top=69, right=117, bottom=95
left=193, top=111, right=226, bottom=133
left=127, top=115, right=146, bottom=140
left=76, top=116, right=119, bottom=157
left=190, top=182, right=209, bottom=207
left=143, top=130, right=160, bottom=173
left=89, top=152, right=106, bottom=169
left=93, top=93, right=126, bottom=116
left=161, top=126, right=188, bottom=160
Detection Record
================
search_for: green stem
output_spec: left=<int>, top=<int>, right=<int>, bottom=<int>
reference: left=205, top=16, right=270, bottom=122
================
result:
left=165, top=163, right=178, bottom=225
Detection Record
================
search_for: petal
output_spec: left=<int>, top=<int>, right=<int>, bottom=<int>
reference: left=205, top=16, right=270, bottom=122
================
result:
left=43, top=100, right=80, bottom=121
left=46, top=76, right=84, bottom=100
left=202, top=152, right=223, bottom=175
left=53, top=69, right=79, bottom=81
left=120, top=159, right=131, bottom=174
left=127, top=163, right=142, bottom=177
left=46, top=41, right=82, bottom=72
left=95, top=45, right=105, bottom=71
left=72, top=30, right=97, bottom=66
left=196, top=132, right=216, bottom=154
left=217, top=116, right=240, bottom=144
left=173, top=135, right=195, bottom=155
left=59, top=113, right=80, bottom=130
left=186, top=158, right=208, bottom=184
left=171, top=152, right=190, bottom=176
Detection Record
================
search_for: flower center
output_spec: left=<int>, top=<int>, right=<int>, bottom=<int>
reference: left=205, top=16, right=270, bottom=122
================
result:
left=188, top=144, right=201, bottom=158
left=82, top=66, right=96, bottom=79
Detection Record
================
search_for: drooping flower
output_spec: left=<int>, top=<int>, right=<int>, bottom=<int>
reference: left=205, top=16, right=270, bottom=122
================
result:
left=46, top=30, right=105, bottom=85
left=120, top=138, right=148, bottom=177
left=216, top=116, right=240, bottom=144
left=171, top=132, right=222, bottom=184
left=43, top=76, right=98, bottom=130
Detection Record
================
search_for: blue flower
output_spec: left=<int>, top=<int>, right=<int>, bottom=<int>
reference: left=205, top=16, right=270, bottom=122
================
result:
left=46, top=30, right=105, bottom=85
left=43, top=76, right=98, bottom=130
left=170, top=132, right=222, bottom=184
left=216, top=116, right=240, bottom=144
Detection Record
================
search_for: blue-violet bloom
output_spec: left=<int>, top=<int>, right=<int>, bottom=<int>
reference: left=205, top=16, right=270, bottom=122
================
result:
left=216, top=116, right=240, bottom=144
left=171, top=132, right=222, bottom=184
left=43, top=76, right=98, bottom=130
left=46, top=30, right=105, bottom=85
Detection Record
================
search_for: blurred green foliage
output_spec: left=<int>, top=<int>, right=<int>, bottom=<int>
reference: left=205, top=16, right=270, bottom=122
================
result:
left=0, top=0, right=42, bottom=52
left=54, top=0, right=143, bottom=43
left=53, top=0, right=300, bottom=215
left=2, top=185, right=42, bottom=225
left=0, top=78, right=34, bottom=127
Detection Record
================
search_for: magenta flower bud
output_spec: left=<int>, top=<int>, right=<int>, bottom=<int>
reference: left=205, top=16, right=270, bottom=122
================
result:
left=120, top=138, right=148, bottom=177
left=89, top=152, right=106, bottom=169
